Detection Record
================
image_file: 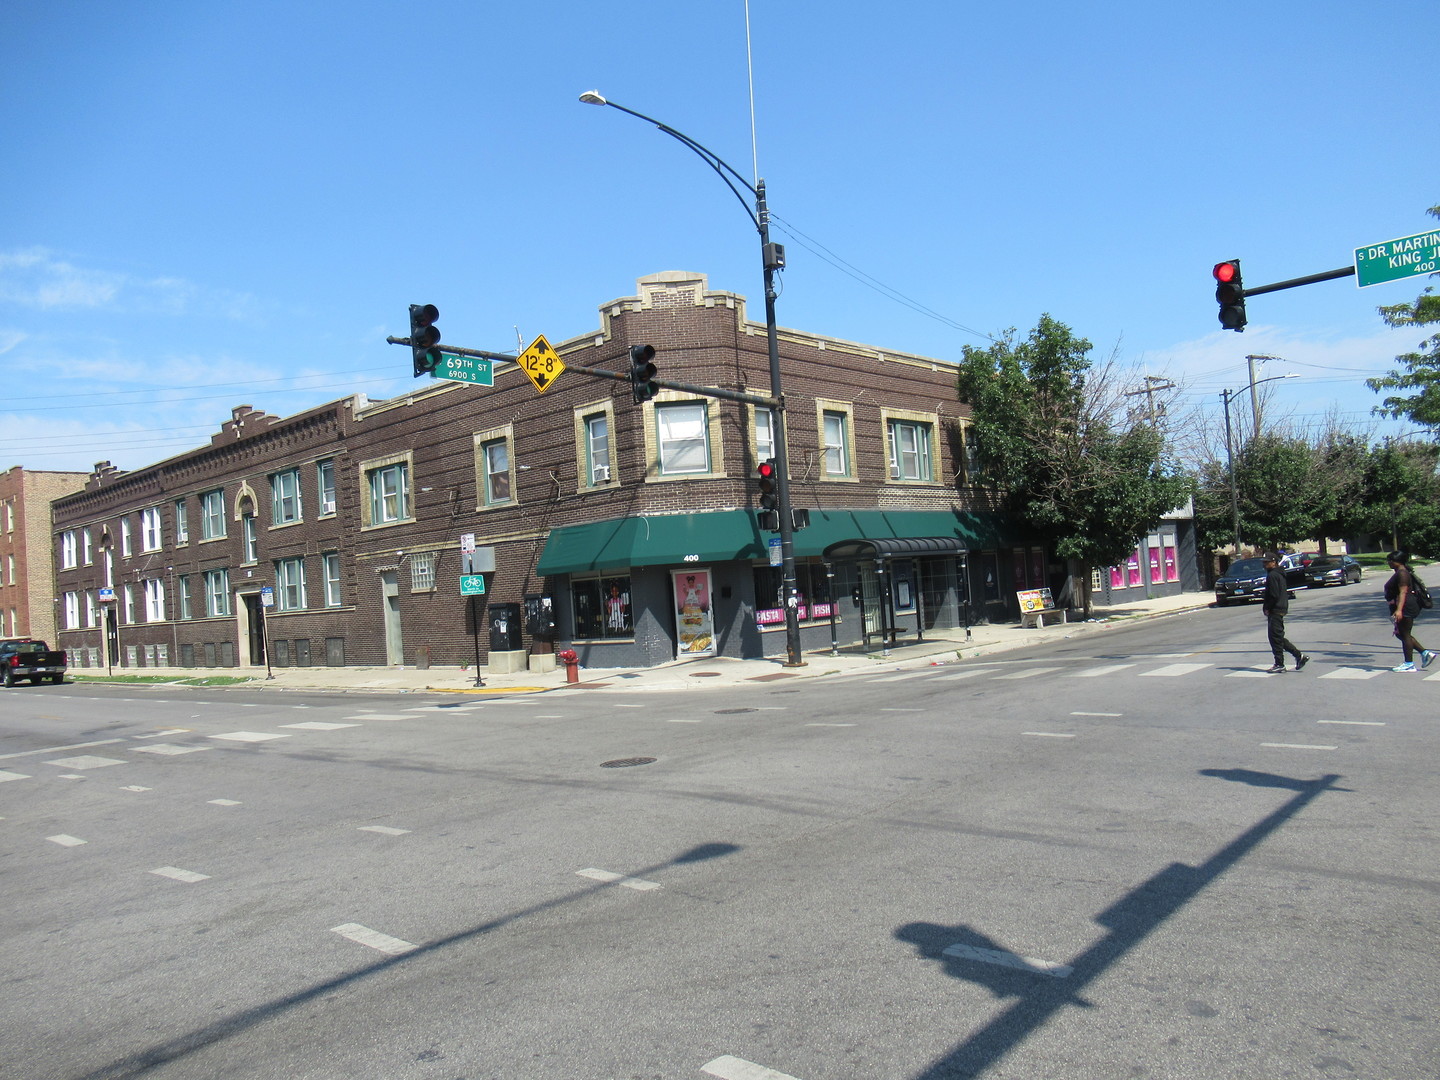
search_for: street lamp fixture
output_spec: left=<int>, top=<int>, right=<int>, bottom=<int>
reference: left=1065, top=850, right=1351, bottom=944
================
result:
left=579, top=90, right=805, bottom=667
left=1220, top=373, right=1298, bottom=553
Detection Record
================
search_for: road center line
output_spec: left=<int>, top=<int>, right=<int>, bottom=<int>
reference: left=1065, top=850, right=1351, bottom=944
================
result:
left=1317, top=720, right=1385, bottom=726
left=329, top=923, right=417, bottom=955
left=1022, top=732, right=1076, bottom=738
left=0, top=739, right=125, bottom=761
left=1260, top=742, right=1338, bottom=751
left=702, top=1055, right=804, bottom=1080
left=1071, top=711, right=1122, bottom=717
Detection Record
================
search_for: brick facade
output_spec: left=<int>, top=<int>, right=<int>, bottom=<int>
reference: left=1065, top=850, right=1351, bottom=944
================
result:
left=0, top=466, right=88, bottom=642
left=50, top=271, right=1031, bottom=671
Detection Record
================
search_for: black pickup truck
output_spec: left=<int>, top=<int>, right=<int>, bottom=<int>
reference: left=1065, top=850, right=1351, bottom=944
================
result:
left=0, top=639, right=68, bottom=686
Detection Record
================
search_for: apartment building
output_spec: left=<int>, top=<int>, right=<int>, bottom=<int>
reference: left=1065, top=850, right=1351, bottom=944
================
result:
left=0, top=466, right=88, bottom=642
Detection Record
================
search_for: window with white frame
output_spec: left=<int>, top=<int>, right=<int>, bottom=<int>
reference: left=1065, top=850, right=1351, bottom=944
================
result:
left=409, top=551, right=436, bottom=592
left=242, top=514, right=258, bottom=565
left=82, top=527, right=93, bottom=565
left=481, top=438, right=512, bottom=505
left=144, top=578, right=165, bottom=622
left=317, top=459, right=336, bottom=516
left=86, top=590, right=98, bottom=628
left=823, top=408, right=852, bottom=478
left=656, top=402, right=710, bottom=475
left=64, top=592, right=80, bottom=629
left=271, top=468, right=302, bottom=525
left=886, top=417, right=934, bottom=481
left=755, top=407, right=776, bottom=463
left=179, top=576, right=193, bottom=619
left=204, top=569, right=231, bottom=616
left=61, top=530, right=78, bottom=569
left=274, top=557, right=306, bottom=611
left=584, top=413, right=611, bottom=486
left=364, top=458, right=410, bottom=525
left=120, top=517, right=132, bottom=557
left=174, top=499, right=189, bottom=543
left=960, top=422, right=983, bottom=484
left=200, top=489, right=226, bottom=540
left=141, top=507, right=162, bottom=551
left=122, top=583, right=135, bottom=623
left=322, top=552, right=342, bottom=607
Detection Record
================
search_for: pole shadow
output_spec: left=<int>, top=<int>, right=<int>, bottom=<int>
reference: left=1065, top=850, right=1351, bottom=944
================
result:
left=896, top=771, right=1342, bottom=1079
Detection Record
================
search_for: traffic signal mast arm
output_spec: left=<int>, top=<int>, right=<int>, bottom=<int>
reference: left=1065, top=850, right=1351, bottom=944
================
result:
left=1239, top=264, right=1355, bottom=298
left=385, top=336, right=780, bottom=409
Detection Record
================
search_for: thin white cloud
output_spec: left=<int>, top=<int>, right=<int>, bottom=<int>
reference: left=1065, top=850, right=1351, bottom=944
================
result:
left=0, top=247, right=256, bottom=319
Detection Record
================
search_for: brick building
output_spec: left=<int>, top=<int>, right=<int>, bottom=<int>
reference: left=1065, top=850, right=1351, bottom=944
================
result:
left=50, top=271, right=1049, bottom=672
left=0, top=466, right=88, bottom=642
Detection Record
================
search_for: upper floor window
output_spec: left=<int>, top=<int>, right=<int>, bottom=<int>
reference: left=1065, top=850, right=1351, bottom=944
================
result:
left=141, top=507, right=163, bottom=551
left=482, top=438, right=511, bottom=505
left=200, top=489, right=226, bottom=540
left=81, top=527, right=93, bottom=566
left=274, top=557, right=307, bottom=611
left=887, top=417, right=934, bottom=482
left=179, top=576, right=194, bottom=620
left=317, top=459, right=337, bottom=516
left=585, top=413, right=611, bottom=486
left=61, top=531, right=78, bottom=569
left=322, top=552, right=342, bottom=607
left=821, top=409, right=852, bottom=478
left=174, top=499, right=189, bottom=543
left=656, top=402, right=710, bottom=475
left=119, top=517, right=133, bottom=557
left=242, top=514, right=258, bottom=565
left=63, top=592, right=80, bottom=629
left=271, top=468, right=302, bottom=525
left=754, top=408, right=776, bottom=463
left=364, top=458, right=411, bottom=526
left=122, top=583, right=135, bottom=623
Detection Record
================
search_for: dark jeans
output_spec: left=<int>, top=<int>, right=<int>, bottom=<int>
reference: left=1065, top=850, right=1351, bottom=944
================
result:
left=1267, top=612, right=1301, bottom=665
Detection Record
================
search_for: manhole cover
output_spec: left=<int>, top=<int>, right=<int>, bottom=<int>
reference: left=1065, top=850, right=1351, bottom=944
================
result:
left=715, top=708, right=757, bottom=715
left=600, top=757, right=657, bottom=768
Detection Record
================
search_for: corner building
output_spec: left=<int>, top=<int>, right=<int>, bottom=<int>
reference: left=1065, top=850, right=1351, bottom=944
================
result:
left=51, top=271, right=1036, bottom=673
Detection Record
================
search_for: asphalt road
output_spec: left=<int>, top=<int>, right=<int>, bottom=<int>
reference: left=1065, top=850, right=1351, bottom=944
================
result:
left=1, top=581, right=1437, bottom=1080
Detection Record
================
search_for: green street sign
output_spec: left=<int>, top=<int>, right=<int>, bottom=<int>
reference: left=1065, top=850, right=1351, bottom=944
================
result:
left=460, top=574, right=487, bottom=597
left=435, top=352, right=494, bottom=386
left=1354, top=229, right=1440, bottom=288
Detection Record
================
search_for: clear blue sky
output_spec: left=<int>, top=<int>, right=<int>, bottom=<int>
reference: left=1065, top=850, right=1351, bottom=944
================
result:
left=3, top=0, right=1436, bottom=473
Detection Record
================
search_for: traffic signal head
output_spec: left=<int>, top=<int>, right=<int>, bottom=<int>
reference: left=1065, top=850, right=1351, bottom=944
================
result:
left=629, top=344, right=658, bottom=404
left=1213, top=261, right=1246, bottom=332
left=756, top=458, right=778, bottom=511
left=410, top=304, right=441, bottom=376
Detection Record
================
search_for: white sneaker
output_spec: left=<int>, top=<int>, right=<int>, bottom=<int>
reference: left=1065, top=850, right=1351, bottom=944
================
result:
left=1422, top=650, right=1437, bottom=670
left=1392, top=661, right=1418, bottom=672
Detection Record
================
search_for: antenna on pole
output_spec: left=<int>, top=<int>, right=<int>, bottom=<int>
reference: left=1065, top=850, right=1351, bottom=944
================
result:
left=745, top=0, right=759, bottom=184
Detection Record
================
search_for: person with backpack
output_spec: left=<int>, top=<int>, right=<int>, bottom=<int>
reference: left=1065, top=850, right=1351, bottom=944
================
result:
left=1383, top=550, right=1435, bottom=672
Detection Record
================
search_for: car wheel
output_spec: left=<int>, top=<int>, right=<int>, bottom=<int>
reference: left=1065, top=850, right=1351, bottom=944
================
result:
left=50, top=675, right=64, bottom=684
left=1216, top=597, right=1229, bottom=607
left=2, top=669, right=13, bottom=688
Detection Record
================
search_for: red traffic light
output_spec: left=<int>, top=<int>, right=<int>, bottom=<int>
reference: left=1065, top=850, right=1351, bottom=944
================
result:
left=757, top=461, right=776, bottom=480
left=1213, top=261, right=1239, bottom=284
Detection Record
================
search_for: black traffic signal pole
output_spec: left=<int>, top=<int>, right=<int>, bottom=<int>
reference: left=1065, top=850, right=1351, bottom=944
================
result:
left=1239, top=264, right=1355, bottom=298
left=386, top=336, right=781, bottom=409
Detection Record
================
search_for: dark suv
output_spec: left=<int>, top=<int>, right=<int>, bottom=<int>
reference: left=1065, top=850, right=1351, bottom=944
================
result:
left=1214, top=558, right=1270, bottom=606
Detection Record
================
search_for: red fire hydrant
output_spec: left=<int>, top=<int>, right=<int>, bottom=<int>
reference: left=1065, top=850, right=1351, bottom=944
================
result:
left=559, top=648, right=580, bottom=684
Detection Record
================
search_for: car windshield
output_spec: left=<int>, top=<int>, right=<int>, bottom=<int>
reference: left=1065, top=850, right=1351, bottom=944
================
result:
left=1226, top=559, right=1267, bottom=577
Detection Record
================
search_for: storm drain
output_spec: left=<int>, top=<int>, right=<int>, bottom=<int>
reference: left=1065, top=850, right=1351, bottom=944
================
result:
left=715, top=708, right=757, bottom=715
left=600, top=757, right=657, bottom=769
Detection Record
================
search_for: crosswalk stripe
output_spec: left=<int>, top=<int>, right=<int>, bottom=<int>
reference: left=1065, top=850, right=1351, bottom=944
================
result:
left=1318, top=668, right=1384, bottom=680
left=930, top=668, right=1000, bottom=681
left=1068, top=664, right=1134, bottom=678
left=1139, top=663, right=1212, bottom=677
left=993, top=666, right=1063, bottom=680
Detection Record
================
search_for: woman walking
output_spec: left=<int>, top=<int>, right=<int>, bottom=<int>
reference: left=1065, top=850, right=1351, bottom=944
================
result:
left=1384, top=550, right=1435, bottom=672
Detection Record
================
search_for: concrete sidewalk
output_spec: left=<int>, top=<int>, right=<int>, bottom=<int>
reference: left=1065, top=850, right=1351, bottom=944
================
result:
left=66, top=592, right=1214, bottom=695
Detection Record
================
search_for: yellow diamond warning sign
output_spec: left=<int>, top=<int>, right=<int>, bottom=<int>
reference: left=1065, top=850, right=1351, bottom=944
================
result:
left=518, top=334, right=566, bottom=394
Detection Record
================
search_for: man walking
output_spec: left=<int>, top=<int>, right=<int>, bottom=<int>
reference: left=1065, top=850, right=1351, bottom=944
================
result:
left=1261, top=551, right=1310, bottom=674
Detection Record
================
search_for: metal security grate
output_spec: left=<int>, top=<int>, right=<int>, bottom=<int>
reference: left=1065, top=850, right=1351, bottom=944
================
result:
left=600, top=757, right=657, bottom=768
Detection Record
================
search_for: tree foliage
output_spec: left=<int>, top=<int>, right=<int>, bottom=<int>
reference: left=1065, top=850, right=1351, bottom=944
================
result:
left=1366, top=204, right=1440, bottom=432
left=956, top=315, right=1193, bottom=612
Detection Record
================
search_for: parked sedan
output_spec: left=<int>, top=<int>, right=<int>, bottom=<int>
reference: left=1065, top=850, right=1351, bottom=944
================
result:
left=1214, top=557, right=1270, bottom=605
left=1304, top=554, right=1363, bottom=588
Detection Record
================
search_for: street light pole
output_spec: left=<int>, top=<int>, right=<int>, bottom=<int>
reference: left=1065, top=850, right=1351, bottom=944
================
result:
left=579, top=91, right=805, bottom=666
left=1220, top=373, right=1298, bottom=554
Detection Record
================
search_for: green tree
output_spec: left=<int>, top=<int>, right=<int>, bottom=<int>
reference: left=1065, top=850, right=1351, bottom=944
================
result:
left=1360, top=440, right=1440, bottom=555
left=1230, top=434, right=1330, bottom=551
left=957, top=315, right=1193, bottom=615
left=1366, top=204, right=1440, bottom=432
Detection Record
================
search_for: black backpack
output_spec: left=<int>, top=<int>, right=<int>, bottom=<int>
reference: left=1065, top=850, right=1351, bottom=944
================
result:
left=1412, top=571, right=1434, bottom=610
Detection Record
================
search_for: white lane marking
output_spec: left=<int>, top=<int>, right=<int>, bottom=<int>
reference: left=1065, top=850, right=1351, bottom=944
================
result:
left=1226, top=665, right=1275, bottom=678
left=668, top=718, right=704, bottom=723
left=120, top=785, right=152, bottom=792
left=134, top=730, right=190, bottom=739
left=754, top=706, right=788, bottom=711
left=280, top=722, right=358, bottom=731
left=1319, top=668, right=1384, bottom=680
left=576, top=868, right=661, bottom=891
left=132, top=744, right=209, bottom=756
left=330, top=923, right=417, bottom=955
left=993, top=666, right=1063, bottom=680
left=702, top=1055, right=803, bottom=1080
left=1139, top=663, right=1212, bottom=677
left=1022, top=732, right=1076, bottom=738
left=342, top=714, right=411, bottom=721
left=534, top=715, right=565, bottom=719
left=58, top=774, right=85, bottom=780
left=0, top=771, right=33, bottom=783
left=150, top=866, right=210, bottom=883
left=930, top=668, right=1000, bottom=681
left=805, top=722, right=857, bottom=727
left=1261, top=743, right=1338, bottom=751
left=208, top=731, right=291, bottom=743
left=612, top=703, right=645, bottom=708
left=1071, top=711, right=1121, bottom=717
left=880, top=707, right=923, bottom=712
left=358, top=826, right=410, bottom=836
left=1317, top=720, right=1385, bottom=726
left=0, top=739, right=126, bottom=760
left=865, top=673, right=918, bottom=683
left=1068, top=664, right=1135, bottom=678
left=47, top=834, right=87, bottom=847
left=43, top=756, right=126, bottom=770
left=208, top=799, right=242, bottom=806
left=942, top=942, right=1073, bottom=978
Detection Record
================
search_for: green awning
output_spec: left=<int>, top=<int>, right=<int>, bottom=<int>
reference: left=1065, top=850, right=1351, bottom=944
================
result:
left=536, top=508, right=1017, bottom=577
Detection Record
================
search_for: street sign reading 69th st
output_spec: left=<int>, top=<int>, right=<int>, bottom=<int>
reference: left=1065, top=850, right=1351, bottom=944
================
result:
left=1354, top=229, right=1440, bottom=288
left=435, top=352, right=494, bottom=386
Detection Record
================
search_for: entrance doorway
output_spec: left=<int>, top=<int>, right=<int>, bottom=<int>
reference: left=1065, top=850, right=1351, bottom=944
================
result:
left=381, top=570, right=403, bottom=665
left=241, top=593, right=266, bottom=667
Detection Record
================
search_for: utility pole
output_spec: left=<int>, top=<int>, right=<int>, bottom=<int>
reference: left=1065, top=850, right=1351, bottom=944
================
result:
left=1244, top=355, right=1283, bottom=438
left=1124, top=375, right=1176, bottom=427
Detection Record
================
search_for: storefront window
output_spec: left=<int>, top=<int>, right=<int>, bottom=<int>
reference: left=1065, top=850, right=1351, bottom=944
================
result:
left=1164, top=544, right=1178, bottom=582
left=572, top=575, right=632, bottom=639
left=752, top=560, right=833, bottom=625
